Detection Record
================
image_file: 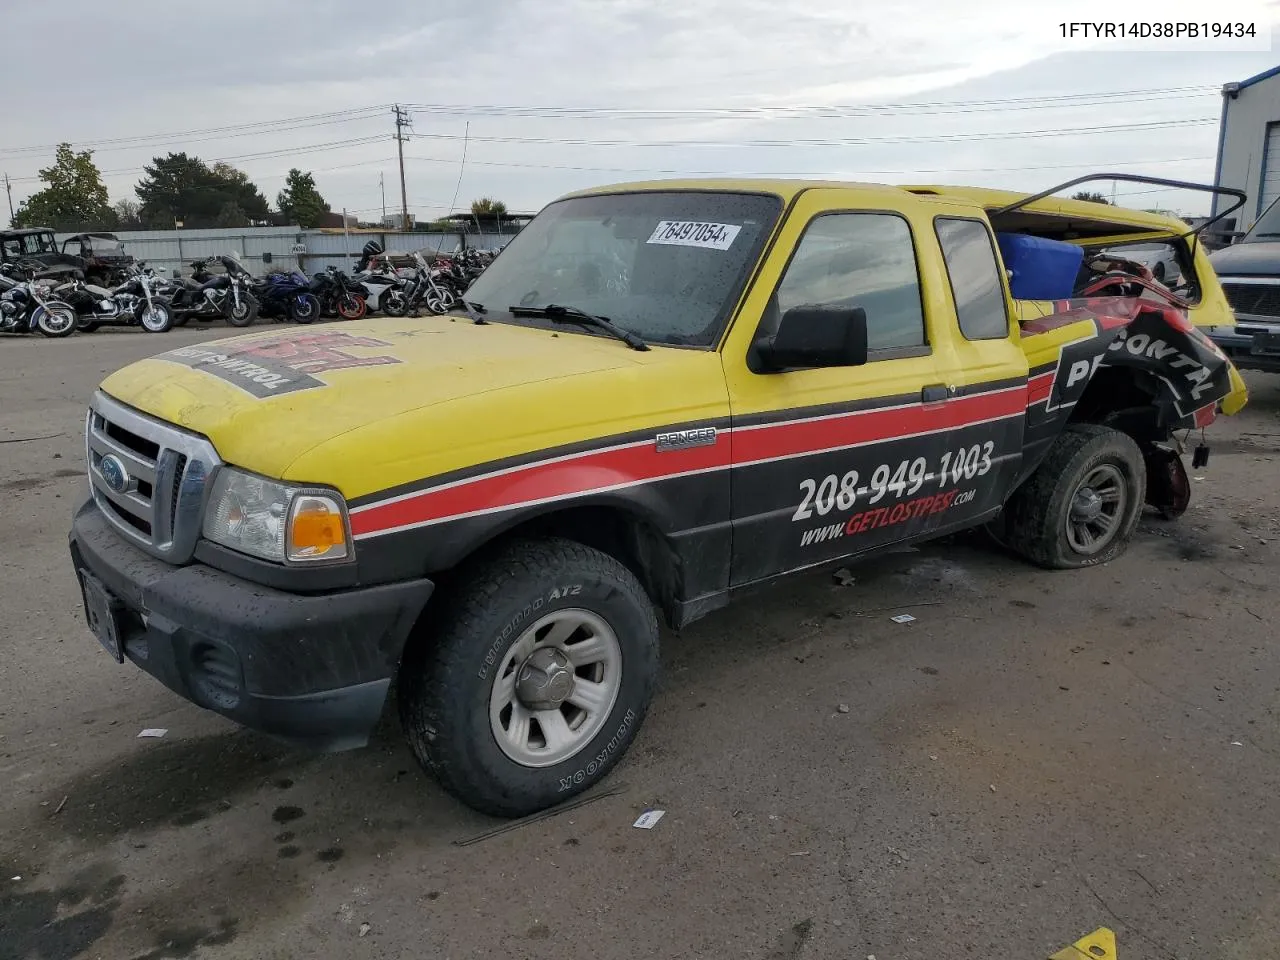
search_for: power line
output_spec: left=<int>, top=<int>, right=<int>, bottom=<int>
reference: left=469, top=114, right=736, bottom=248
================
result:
left=408, top=117, right=1216, bottom=150
left=404, top=85, right=1217, bottom=121
left=5, top=136, right=393, bottom=184
left=0, top=84, right=1215, bottom=161
left=403, top=152, right=1214, bottom=179
left=0, top=105, right=391, bottom=159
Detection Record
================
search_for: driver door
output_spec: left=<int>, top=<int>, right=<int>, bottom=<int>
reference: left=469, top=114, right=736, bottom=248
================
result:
left=721, top=191, right=957, bottom=586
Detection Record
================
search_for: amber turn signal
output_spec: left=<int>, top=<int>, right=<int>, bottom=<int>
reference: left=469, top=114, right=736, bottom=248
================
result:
left=287, top=494, right=350, bottom=561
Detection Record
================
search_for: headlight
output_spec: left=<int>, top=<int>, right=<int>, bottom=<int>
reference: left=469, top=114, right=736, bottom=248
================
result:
left=202, top=467, right=350, bottom=564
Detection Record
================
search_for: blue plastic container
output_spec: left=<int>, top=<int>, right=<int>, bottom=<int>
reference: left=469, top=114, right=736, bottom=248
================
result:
left=995, top=233, right=1084, bottom=301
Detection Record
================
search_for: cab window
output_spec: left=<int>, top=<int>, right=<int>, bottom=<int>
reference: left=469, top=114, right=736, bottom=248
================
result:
left=774, top=213, right=926, bottom=353
left=934, top=218, right=1009, bottom=340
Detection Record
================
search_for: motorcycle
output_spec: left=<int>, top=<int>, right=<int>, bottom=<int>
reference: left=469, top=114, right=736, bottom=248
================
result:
left=58, top=262, right=173, bottom=334
left=310, top=266, right=367, bottom=320
left=406, top=252, right=458, bottom=315
left=252, top=269, right=322, bottom=324
left=353, top=254, right=412, bottom=316
left=164, top=254, right=259, bottom=327
left=0, top=264, right=78, bottom=337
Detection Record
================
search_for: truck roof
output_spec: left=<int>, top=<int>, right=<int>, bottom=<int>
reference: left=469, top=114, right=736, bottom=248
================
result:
left=563, top=178, right=1187, bottom=238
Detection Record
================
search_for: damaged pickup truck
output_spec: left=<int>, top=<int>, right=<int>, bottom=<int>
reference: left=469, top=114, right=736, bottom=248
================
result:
left=68, top=174, right=1248, bottom=816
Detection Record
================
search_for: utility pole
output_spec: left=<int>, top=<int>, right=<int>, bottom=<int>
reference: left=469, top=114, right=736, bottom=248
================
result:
left=3, top=173, right=13, bottom=224
left=393, top=105, right=411, bottom=231
left=379, top=171, right=386, bottom=223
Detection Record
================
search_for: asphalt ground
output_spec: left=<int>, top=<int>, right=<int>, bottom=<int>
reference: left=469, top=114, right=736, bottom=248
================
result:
left=2, top=322, right=1279, bottom=960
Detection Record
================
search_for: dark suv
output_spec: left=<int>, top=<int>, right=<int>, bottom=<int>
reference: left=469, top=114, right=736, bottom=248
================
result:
left=1208, top=197, right=1280, bottom=373
left=61, top=233, right=136, bottom=285
left=0, top=227, right=83, bottom=280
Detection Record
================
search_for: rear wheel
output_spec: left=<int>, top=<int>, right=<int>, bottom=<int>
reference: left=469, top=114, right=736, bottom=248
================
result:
left=399, top=538, right=658, bottom=817
left=1002, top=423, right=1146, bottom=568
left=76, top=316, right=101, bottom=333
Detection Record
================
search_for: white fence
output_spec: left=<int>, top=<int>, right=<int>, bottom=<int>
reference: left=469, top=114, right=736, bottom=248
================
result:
left=54, top=227, right=518, bottom=278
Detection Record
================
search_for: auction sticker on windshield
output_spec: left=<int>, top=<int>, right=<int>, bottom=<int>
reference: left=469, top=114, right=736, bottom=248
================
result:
left=647, top=220, right=741, bottom=250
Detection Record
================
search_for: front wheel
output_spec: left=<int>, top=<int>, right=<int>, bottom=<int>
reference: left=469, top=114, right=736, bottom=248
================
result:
left=399, top=539, right=658, bottom=818
left=33, top=302, right=77, bottom=338
left=1001, top=423, right=1146, bottom=568
left=337, top=293, right=367, bottom=320
left=137, top=300, right=173, bottom=333
left=289, top=293, right=321, bottom=324
left=381, top=290, right=408, bottom=317
left=225, top=296, right=258, bottom=328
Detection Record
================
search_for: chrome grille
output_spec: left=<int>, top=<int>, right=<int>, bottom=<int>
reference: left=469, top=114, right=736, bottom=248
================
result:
left=86, top=391, right=221, bottom=562
left=1223, top=281, right=1280, bottom=320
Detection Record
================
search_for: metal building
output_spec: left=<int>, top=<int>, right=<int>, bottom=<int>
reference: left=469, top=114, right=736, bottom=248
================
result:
left=1212, top=65, right=1280, bottom=231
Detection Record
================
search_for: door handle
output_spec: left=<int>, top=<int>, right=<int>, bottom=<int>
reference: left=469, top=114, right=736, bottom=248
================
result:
left=921, top=384, right=949, bottom=403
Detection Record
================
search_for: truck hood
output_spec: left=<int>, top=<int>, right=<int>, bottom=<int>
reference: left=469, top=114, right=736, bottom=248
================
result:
left=98, top=320, right=670, bottom=483
left=1209, top=240, right=1280, bottom=277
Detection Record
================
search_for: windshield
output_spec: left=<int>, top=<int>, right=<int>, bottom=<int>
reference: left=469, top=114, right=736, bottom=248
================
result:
left=20, top=233, right=56, bottom=255
left=84, top=236, right=126, bottom=255
left=1245, top=196, right=1280, bottom=240
left=464, top=191, right=783, bottom=346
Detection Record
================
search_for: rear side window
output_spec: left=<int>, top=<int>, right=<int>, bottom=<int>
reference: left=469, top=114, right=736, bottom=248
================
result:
left=775, top=213, right=926, bottom=352
left=934, top=218, right=1009, bottom=341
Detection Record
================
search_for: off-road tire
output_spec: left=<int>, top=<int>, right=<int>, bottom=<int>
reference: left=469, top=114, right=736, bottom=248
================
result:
left=399, top=538, right=659, bottom=818
left=1002, top=423, right=1146, bottom=569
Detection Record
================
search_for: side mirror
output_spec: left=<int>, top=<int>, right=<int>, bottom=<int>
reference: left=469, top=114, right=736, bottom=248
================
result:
left=756, top=305, right=868, bottom=372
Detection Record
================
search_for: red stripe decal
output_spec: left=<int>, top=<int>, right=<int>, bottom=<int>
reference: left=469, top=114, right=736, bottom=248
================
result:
left=1026, top=370, right=1055, bottom=405
left=350, top=438, right=728, bottom=537
left=731, top=389, right=1025, bottom=465
left=351, top=385, right=1031, bottom=537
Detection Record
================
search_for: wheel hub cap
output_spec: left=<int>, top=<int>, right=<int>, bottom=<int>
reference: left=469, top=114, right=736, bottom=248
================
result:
left=515, top=647, right=575, bottom=710
left=1071, top=487, right=1104, bottom=522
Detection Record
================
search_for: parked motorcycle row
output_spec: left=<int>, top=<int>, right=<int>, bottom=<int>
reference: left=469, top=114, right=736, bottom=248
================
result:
left=0, top=243, right=497, bottom=337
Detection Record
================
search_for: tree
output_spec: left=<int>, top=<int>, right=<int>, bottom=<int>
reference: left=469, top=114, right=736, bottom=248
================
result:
left=11, top=143, right=115, bottom=231
left=1071, top=191, right=1111, bottom=204
left=471, top=197, right=508, bottom=217
left=214, top=201, right=248, bottom=228
left=113, top=199, right=143, bottom=230
left=276, top=168, right=330, bottom=227
left=135, top=153, right=270, bottom=228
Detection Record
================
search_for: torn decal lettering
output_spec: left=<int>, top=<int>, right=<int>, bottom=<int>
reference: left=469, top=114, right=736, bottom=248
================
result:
left=156, top=331, right=400, bottom=398
left=646, top=220, right=741, bottom=250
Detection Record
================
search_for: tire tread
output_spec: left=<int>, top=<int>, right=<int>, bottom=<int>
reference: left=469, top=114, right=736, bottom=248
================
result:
left=400, top=537, right=657, bottom=817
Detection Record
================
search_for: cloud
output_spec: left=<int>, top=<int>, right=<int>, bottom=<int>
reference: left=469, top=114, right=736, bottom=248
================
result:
left=0, top=1, right=1276, bottom=218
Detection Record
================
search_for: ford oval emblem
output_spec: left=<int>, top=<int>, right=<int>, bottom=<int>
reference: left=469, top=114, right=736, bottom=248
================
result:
left=98, top=454, right=132, bottom=494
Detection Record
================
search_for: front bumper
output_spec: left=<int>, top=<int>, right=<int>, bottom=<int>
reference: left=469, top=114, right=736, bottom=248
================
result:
left=69, top=497, right=433, bottom=750
left=1207, top=325, right=1280, bottom=374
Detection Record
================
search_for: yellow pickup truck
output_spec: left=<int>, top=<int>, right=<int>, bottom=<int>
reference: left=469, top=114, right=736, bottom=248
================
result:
left=69, top=177, right=1248, bottom=816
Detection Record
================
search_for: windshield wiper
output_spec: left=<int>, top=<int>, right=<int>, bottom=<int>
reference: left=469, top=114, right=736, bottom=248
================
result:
left=508, top=303, right=649, bottom=351
left=449, top=299, right=488, bottom=324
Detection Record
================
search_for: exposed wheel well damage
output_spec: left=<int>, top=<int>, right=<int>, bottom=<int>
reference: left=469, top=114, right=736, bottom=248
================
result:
left=1068, top=366, right=1168, bottom=444
left=1065, top=366, right=1190, bottom=517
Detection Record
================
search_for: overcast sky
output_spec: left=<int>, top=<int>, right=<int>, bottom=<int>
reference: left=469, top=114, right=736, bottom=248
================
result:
left=2, top=0, right=1277, bottom=221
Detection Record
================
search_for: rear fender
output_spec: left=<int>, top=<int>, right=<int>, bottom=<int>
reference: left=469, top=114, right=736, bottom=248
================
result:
left=1026, top=296, right=1247, bottom=432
